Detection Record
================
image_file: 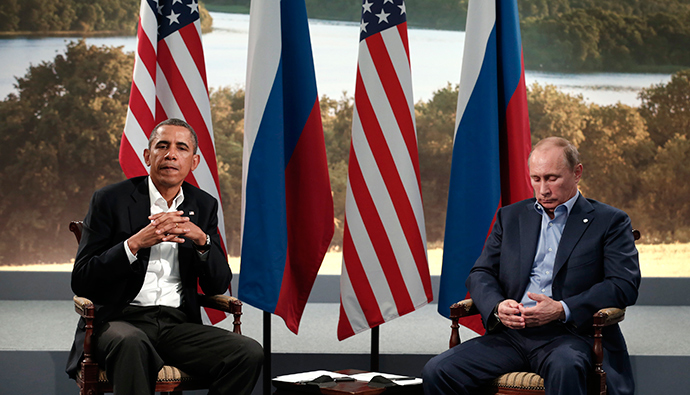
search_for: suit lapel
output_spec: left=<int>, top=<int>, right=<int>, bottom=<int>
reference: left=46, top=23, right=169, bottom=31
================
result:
left=177, top=184, right=200, bottom=280
left=554, top=195, right=594, bottom=275
left=518, top=201, right=541, bottom=289
left=129, top=177, right=152, bottom=262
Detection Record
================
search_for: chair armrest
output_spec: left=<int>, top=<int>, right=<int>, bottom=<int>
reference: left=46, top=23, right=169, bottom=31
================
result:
left=73, top=296, right=95, bottom=319
left=449, top=299, right=480, bottom=348
left=197, top=294, right=243, bottom=335
left=450, top=298, right=480, bottom=319
left=590, top=307, right=626, bottom=390
left=592, top=307, right=625, bottom=327
left=198, top=294, right=242, bottom=314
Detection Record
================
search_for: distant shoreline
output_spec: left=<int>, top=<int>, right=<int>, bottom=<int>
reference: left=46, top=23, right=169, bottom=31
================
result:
left=1, top=244, right=688, bottom=277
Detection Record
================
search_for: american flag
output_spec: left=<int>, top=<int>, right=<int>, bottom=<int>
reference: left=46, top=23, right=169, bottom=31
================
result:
left=120, top=0, right=228, bottom=324
left=337, top=0, right=433, bottom=340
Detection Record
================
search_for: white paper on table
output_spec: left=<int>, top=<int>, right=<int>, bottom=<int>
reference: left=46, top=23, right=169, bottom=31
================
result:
left=273, top=370, right=352, bottom=383
left=349, top=372, right=423, bottom=386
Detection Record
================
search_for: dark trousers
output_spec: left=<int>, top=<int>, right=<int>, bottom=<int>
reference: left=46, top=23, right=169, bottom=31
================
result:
left=422, top=323, right=592, bottom=395
left=95, top=305, right=263, bottom=395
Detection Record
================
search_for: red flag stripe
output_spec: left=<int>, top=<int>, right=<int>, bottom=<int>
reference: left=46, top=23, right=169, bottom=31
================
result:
left=352, top=73, right=432, bottom=299
left=365, top=30, right=422, bottom=189
left=342, top=219, right=384, bottom=327
left=347, top=149, right=415, bottom=316
left=121, top=1, right=229, bottom=324
left=338, top=1, right=432, bottom=340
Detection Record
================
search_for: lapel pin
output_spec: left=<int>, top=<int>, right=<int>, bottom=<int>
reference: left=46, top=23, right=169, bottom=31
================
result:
left=583, top=218, right=589, bottom=223
left=189, top=211, right=195, bottom=216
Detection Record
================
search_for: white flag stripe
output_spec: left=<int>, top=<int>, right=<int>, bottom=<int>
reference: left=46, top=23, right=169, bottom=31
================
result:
left=343, top=165, right=398, bottom=319
left=164, top=34, right=214, bottom=133
left=241, top=0, right=282, bottom=242
left=132, top=51, right=157, bottom=111
left=380, top=27, right=415, bottom=118
left=338, top=0, right=432, bottom=341
left=351, top=107, right=424, bottom=307
left=455, top=0, right=495, bottom=135
left=358, top=46, right=426, bottom=234
left=339, top=261, right=370, bottom=334
left=139, top=1, right=158, bottom=48
left=123, top=110, right=150, bottom=168
left=243, top=0, right=281, bottom=157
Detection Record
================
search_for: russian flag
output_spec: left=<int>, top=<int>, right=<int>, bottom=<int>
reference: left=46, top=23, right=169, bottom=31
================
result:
left=239, top=0, right=334, bottom=334
left=437, top=0, right=532, bottom=331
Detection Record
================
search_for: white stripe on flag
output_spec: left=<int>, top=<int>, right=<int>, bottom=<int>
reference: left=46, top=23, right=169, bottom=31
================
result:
left=241, top=0, right=282, bottom=243
left=455, top=0, right=496, bottom=135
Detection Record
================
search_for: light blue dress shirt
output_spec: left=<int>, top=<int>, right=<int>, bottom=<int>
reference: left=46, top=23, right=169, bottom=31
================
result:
left=520, top=192, right=580, bottom=322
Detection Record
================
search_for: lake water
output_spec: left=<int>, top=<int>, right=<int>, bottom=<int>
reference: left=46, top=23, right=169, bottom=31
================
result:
left=0, top=12, right=672, bottom=107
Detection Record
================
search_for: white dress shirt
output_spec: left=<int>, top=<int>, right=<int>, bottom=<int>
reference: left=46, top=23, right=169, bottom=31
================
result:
left=125, top=177, right=184, bottom=308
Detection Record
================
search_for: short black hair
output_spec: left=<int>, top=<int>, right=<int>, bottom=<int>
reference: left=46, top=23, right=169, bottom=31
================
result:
left=148, top=118, right=199, bottom=154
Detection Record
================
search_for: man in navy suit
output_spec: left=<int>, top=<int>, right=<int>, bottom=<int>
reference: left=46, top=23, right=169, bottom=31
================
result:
left=423, top=137, right=640, bottom=395
left=66, top=118, right=262, bottom=395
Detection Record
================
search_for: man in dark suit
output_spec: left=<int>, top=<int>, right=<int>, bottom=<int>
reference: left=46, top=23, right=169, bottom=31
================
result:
left=66, top=118, right=263, bottom=395
left=423, top=137, right=641, bottom=395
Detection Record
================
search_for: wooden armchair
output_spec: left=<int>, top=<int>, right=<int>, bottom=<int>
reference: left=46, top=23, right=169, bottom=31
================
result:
left=69, top=221, right=243, bottom=395
left=448, top=229, right=640, bottom=395
left=449, top=300, right=625, bottom=395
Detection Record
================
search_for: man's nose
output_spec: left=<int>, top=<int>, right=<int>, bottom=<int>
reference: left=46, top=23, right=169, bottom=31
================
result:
left=539, top=182, right=550, bottom=196
left=164, top=150, right=177, bottom=159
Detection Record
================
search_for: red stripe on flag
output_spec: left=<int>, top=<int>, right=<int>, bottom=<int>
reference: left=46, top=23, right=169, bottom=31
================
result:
left=501, top=49, right=532, bottom=205
left=396, top=23, right=411, bottom=65
left=275, top=100, right=334, bottom=333
left=354, top=71, right=432, bottom=300
left=347, top=149, right=415, bottom=315
left=119, top=134, right=148, bottom=177
left=135, top=17, right=157, bottom=82
left=128, top=83, right=155, bottom=135
left=342, top=219, right=384, bottom=326
left=179, top=24, right=209, bottom=88
left=154, top=97, right=168, bottom=126
left=337, top=295, right=357, bottom=340
left=157, top=34, right=222, bottom=192
left=364, top=34, right=422, bottom=189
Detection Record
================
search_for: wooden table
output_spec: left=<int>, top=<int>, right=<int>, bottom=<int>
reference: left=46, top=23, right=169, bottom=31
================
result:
left=272, top=370, right=422, bottom=395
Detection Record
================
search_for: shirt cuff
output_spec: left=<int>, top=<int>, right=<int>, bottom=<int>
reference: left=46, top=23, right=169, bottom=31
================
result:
left=124, top=240, right=138, bottom=264
left=559, top=300, right=571, bottom=322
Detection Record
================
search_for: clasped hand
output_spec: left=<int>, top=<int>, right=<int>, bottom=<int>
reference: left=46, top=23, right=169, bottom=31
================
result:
left=127, top=211, right=206, bottom=255
left=496, top=292, right=565, bottom=329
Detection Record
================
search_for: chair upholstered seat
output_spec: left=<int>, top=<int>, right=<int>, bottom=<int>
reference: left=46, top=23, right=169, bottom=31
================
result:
left=494, top=372, right=545, bottom=391
left=77, top=365, right=207, bottom=385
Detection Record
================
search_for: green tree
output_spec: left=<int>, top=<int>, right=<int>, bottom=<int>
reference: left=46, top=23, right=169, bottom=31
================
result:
left=320, top=94, right=354, bottom=249
left=209, top=86, right=245, bottom=256
left=578, top=103, right=654, bottom=209
left=0, top=40, right=132, bottom=264
left=526, top=83, right=588, bottom=145
left=639, top=135, right=690, bottom=240
left=415, top=83, right=457, bottom=244
left=638, top=69, right=690, bottom=148
left=0, top=0, right=21, bottom=31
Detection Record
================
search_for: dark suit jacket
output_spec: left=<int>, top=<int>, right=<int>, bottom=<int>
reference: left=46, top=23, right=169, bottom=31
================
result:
left=65, top=176, right=231, bottom=377
left=466, top=195, right=640, bottom=395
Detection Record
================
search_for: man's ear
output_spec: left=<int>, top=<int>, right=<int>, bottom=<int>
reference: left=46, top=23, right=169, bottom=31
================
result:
left=143, top=149, right=151, bottom=167
left=574, top=163, right=583, bottom=182
left=191, top=154, right=200, bottom=172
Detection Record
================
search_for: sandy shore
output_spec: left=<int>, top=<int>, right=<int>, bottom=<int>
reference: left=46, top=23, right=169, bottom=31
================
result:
left=1, top=244, right=687, bottom=277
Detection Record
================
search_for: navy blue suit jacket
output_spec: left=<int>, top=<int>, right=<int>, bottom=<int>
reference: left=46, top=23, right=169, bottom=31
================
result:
left=65, top=176, right=231, bottom=377
left=466, top=195, right=640, bottom=395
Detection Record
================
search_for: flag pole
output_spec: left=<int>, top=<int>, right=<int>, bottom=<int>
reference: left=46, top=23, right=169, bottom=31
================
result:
left=263, top=311, right=271, bottom=395
left=370, top=325, right=380, bottom=372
